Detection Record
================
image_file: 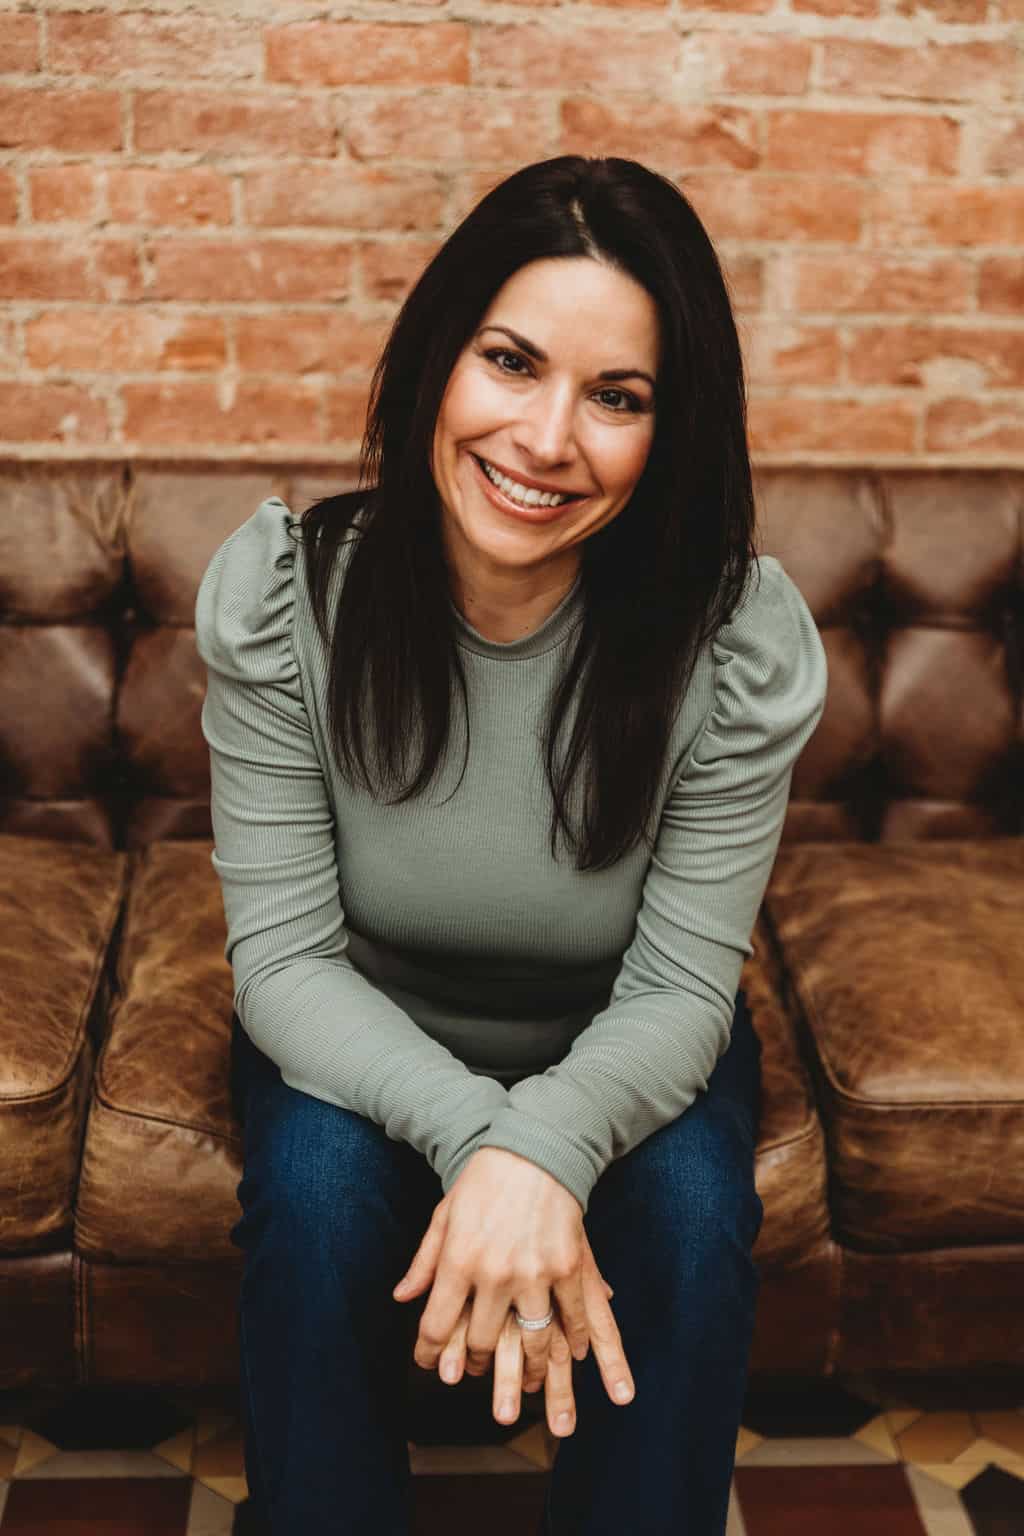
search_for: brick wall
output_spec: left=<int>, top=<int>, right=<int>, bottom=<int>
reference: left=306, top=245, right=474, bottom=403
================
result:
left=0, top=1, right=1020, bottom=468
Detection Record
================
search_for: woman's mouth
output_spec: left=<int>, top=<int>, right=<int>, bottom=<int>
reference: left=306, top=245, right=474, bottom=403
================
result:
left=469, top=453, right=589, bottom=523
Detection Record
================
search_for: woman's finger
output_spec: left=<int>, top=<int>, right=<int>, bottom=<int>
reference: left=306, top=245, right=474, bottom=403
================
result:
left=414, top=1255, right=473, bottom=1372
left=492, top=1310, right=526, bottom=1426
left=581, top=1263, right=635, bottom=1409
left=438, top=1302, right=471, bottom=1386
left=551, top=1269, right=589, bottom=1362
left=394, top=1201, right=449, bottom=1302
left=544, top=1318, right=577, bottom=1438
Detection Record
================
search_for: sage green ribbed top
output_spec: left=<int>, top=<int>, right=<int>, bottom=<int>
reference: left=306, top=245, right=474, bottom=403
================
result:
left=195, top=496, right=827, bottom=1213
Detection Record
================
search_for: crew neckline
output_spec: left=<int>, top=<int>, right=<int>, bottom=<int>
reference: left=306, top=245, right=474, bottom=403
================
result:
left=450, top=570, right=585, bottom=660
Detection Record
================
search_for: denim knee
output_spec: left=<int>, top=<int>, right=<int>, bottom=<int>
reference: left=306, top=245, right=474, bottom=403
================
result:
left=229, top=1032, right=413, bottom=1283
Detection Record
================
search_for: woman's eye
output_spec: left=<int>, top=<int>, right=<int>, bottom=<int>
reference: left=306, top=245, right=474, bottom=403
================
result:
left=596, top=388, right=637, bottom=413
left=482, top=348, right=642, bottom=413
left=485, top=347, right=528, bottom=375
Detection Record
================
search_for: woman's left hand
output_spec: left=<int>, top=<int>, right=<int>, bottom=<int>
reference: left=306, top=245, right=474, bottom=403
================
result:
left=392, top=1146, right=590, bottom=1394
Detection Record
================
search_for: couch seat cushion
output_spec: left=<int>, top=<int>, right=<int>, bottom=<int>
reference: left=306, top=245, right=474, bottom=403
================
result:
left=76, top=841, right=242, bottom=1264
left=743, top=917, right=831, bottom=1267
left=0, top=834, right=126, bottom=1251
left=765, top=839, right=1024, bottom=1251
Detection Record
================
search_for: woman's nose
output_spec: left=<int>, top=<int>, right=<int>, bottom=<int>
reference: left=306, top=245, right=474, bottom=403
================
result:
left=511, top=379, right=577, bottom=466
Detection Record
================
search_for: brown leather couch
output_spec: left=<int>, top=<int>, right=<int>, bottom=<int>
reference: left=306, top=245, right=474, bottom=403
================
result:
left=2, top=461, right=1022, bottom=1404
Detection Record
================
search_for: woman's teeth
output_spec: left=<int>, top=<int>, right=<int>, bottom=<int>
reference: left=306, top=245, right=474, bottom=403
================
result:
left=477, top=456, right=577, bottom=509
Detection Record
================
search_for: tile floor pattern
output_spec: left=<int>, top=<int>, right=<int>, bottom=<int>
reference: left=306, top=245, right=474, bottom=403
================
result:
left=0, top=1370, right=1022, bottom=1533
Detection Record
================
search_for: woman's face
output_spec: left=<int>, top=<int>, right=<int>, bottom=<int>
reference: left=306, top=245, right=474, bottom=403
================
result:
left=431, top=255, right=661, bottom=596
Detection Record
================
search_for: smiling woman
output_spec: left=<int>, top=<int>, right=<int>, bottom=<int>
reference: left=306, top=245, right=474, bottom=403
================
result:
left=196, top=155, right=828, bottom=1536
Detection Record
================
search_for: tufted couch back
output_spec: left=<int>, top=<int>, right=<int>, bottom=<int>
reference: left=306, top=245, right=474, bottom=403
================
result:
left=2, top=463, right=1021, bottom=850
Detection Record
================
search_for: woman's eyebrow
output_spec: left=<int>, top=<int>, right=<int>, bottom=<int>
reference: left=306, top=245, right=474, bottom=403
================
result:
left=476, top=324, right=656, bottom=389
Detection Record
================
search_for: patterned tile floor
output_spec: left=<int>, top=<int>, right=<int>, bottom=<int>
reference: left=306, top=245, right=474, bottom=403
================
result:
left=0, top=1369, right=1022, bottom=1533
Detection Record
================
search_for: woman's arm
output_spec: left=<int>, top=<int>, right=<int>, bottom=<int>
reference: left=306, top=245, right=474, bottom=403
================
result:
left=472, top=556, right=829, bottom=1213
left=197, top=498, right=509, bottom=1188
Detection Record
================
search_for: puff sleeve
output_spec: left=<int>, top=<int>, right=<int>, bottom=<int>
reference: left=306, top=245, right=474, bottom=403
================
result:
left=474, top=555, right=828, bottom=1213
left=195, top=497, right=510, bottom=1187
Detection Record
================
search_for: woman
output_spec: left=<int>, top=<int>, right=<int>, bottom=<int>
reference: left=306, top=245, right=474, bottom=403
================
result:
left=196, top=154, right=828, bottom=1536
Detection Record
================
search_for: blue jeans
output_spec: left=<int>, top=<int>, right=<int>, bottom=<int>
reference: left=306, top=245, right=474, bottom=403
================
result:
left=229, top=989, right=764, bottom=1536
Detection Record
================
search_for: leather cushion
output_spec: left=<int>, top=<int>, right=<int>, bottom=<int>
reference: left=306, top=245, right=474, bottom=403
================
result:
left=765, top=838, right=1024, bottom=1250
left=0, top=834, right=126, bottom=1251
left=76, top=841, right=241, bottom=1264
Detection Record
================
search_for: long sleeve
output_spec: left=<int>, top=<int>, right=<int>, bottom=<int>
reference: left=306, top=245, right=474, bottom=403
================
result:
left=474, top=556, right=829, bottom=1213
left=196, top=497, right=509, bottom=1189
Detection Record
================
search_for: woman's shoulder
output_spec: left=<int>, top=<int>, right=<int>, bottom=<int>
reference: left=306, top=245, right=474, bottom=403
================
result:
left=701, top=553, right=828, bottom=750
left=194, top=496, right=301, bottom=683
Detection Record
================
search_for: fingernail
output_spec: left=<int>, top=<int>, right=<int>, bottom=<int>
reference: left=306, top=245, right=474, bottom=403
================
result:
left=500, top=1396, right=516, bottom=1420
left=556, top=1411, right=573, bottom=1433
left=614, top=1381, right=633, bottom=1403
left=394, top=1277, right=408, bottom=1293
left=441, top=1360, right=458, bottom=1383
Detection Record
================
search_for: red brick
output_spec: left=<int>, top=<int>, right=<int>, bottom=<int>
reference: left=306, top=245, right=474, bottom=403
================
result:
left=0, top=239, right=96, bottom=300
left=29, top=166, right=100, bottom=222
left=94, top=239, right=146, bottom=302
left=701, top=33, right=813, bottom=95
left=149, top=239, right=353, bottom=302
left=355, top=239, right=441, bottom=302
left=893, top=0, right=986, bottom=19
left=743, top=322, right=843, bottom=386
left=348, top=90, right=553, bottom=164
left=0, top=316, right=14, bottom=371
left=748, top=395, right=917, bottom=454
left=0, top=13, right=41, bottom=71
left=722, top=253, right=763, bottom=312
left=695, top=0, right=774, bottom=11
left=789, top=254, right=972, bottom=313
left=474, top=23, right=680, bottom=92
left=0, top=381, right=108, bottom=444
left=25, top=310, right=226, bottom=372
left=243, top=166, right=443, bottom=232
left=870, top=185, right=1024, bottom=247
left=925, top=397, right=1024, bottom=454
left=0, top=86, right=121, bottom=151
left=979, top=258, right=1024, bottom=314
left=560, top=99, right=758, bottom=170
left=981, top=118, right=1024, bottom=177
left=847, top=325, right=1024, bottom=389
left=48, top=11, right=260, bottom=80
left=234, top=311, right=387, bottom=375
left=763, top=110, right=958, bottom=178
left=121, top=379, right=323, bottom=447
left=325, top=382, right=372, bottom=442
left=794, top=0, right=878, bottom=14
left=106, top=168, right=233, bottom=227
left=0, top=171, right=17, bottom=225
left=820, top=39, right=1014, bottom=104
left=133, top=89, right=335, bottom=157
left=685, top=176, right=864, bottom=243
left=503, top=0, right=669, bottom=6
left=264, top=22, right=469, bottom=86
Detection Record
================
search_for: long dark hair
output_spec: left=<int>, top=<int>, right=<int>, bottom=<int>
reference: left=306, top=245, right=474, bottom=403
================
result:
left=293, top=155, right=758, bottom=873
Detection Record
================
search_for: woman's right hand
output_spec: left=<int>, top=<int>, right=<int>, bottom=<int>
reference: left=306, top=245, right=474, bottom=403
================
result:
left=436, top=1227, right=631, bottom=1437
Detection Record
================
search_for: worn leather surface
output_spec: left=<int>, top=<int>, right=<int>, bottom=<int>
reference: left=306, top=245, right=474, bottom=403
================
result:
left=1, top=462, right=1023, bottom=1388
left=743, top=916, right=832, bottom=1267
left=766, top=839, right=1024, bottom=1250
left=0, top=834, right=126, bottom=1251
left=76, top=842, right=240, bottom=1265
